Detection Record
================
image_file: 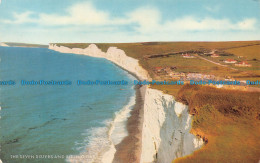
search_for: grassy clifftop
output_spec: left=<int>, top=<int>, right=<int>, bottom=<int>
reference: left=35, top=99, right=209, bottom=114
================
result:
left=55, top=41, right=260, bottom=81
left=174, top=85, right=260, bottom=163
left=54, top=41, right=260, bottom=162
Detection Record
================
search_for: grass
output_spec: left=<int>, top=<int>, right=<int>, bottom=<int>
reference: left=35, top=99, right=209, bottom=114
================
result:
left=146, top=54, right=237, bottom=77
left=55, top=41, right=260, bottom=59
left=175, top=118, right=260, bottom=163
left=225, top=45, right=260, bottom=60
left=56, top=41, right=260, bottom=162
left=202, top=49, right=260, bottom=77
left=151, top=83, right=183, bottom=97
left=56, top=41, right=260, bottom=82
left=174, top=85, right=260, bottom=163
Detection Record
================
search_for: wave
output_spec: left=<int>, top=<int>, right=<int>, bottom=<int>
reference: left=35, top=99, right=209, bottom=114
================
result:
left=67, top=95, right=136, bottom=163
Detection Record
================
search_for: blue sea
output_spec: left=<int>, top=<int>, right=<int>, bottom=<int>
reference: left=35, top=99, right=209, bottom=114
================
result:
left=0, top=47, right=135, bottom=163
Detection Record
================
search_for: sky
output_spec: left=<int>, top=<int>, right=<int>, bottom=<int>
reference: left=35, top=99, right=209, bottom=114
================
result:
left=0, top=0, right=259, bottom=44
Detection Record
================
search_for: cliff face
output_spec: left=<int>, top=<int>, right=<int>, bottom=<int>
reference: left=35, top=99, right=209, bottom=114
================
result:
left=49, top=44, right=150, bottom=81
left=0, top=42, right=9, bottom=47
left=49, top=44, right=203, bottom=163
left=141, top=88, right=203, bottom=163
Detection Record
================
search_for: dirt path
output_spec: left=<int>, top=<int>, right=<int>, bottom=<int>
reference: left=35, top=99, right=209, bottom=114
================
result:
left=196, top=55, right=238, bottom=71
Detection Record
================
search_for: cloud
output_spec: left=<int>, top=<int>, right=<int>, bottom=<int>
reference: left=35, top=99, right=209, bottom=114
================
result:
left=127, top=7, right=161, bottom=33
left=124, top=8, right=257, bottom=33
left=237, top=18, right=257, bottom=30
left=3, top=2, right=109, bottom=25
left=1, top=1, right=258, bottom=34
left=3, top=11, right=35, bottom=24
left=39, top=2, right=109, bottom=25
left=204, top=5, right=220, bottom=12
left=163, top=17, right=257, bottom=31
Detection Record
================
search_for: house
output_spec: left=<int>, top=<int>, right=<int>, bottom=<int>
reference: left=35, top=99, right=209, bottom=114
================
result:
left=154, top=67, right=164, bottom=72
left=182, top=53, right=195, bottom=58
left=224, top=59, right=237, bottom=64
left=211, top=53, right=219, bottom=58
left=235, top=61, right=252, bottom=67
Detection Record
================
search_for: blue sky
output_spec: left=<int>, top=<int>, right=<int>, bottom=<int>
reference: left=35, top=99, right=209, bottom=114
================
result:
left=0, top=0, right=259, bottom=44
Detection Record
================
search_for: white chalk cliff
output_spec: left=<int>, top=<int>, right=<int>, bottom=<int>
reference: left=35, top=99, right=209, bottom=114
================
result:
left=141, top=88, right=203, bottom=163
left=49, top=44, right=203, bottom=163
left=0, top=42, right=8, bottom=47
left=49, top=44, right=150, bottom=81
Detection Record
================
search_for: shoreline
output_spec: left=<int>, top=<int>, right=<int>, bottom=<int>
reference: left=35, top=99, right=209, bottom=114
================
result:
left=49, top=44, right=148, bottom=162
left=100, top=52, right=146, bottom=162
left=103, top=60, right=146, bottom=163
left=112, top=84, right=146, bottom=163
left=49, top=43, right=204, bottom=163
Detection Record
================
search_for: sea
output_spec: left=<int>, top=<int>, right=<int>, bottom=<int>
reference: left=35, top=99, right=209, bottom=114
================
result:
left=0, top=46, right=135, bottom=163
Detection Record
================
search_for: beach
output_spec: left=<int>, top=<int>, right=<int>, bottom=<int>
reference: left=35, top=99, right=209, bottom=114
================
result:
left=49, top=43, right=204, bottom=163
left=112, top=84, right=146, bottom=163
left=0, top=46, right=137, bottom=163
left=49, top=44, right=150, bottom=162
left=1, top=0, right=259, bottom=162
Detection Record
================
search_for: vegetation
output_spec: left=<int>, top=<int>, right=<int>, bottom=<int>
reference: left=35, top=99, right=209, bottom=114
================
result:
left=56, top=41, right=260, bottom=162
left=56, top=41, right=260, bottom=81
left=225, top=45, right=260, bottom=60
left=151, top=84, right=183, bottom=97
left=174, top=85, right=260, bottom=163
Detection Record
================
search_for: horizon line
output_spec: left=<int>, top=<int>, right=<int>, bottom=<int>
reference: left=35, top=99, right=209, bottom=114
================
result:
left=2, top=40, right=260, bottom=46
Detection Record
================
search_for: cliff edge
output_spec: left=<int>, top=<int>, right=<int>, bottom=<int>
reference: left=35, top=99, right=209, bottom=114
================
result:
left=49, top=43, right=203, bottom=163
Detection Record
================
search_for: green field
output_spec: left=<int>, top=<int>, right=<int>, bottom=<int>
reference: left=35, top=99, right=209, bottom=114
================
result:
left=56, top=41, right=260, bottom=81
left=56, top=41, right=260, bottom=163
left=225, top=45, right=260, bottom=60
left=174, top=85, right=260, bottom=163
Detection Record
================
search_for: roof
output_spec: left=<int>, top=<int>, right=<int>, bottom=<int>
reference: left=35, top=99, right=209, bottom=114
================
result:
left=225, top=59, right=236, bottom=62
left=238, top=61, right=249, bottom=64
left=154, top=67, right=163, bottom=70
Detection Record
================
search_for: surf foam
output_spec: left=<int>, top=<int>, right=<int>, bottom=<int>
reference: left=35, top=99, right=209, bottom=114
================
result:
left=68, top=95, right=135, bottom=163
